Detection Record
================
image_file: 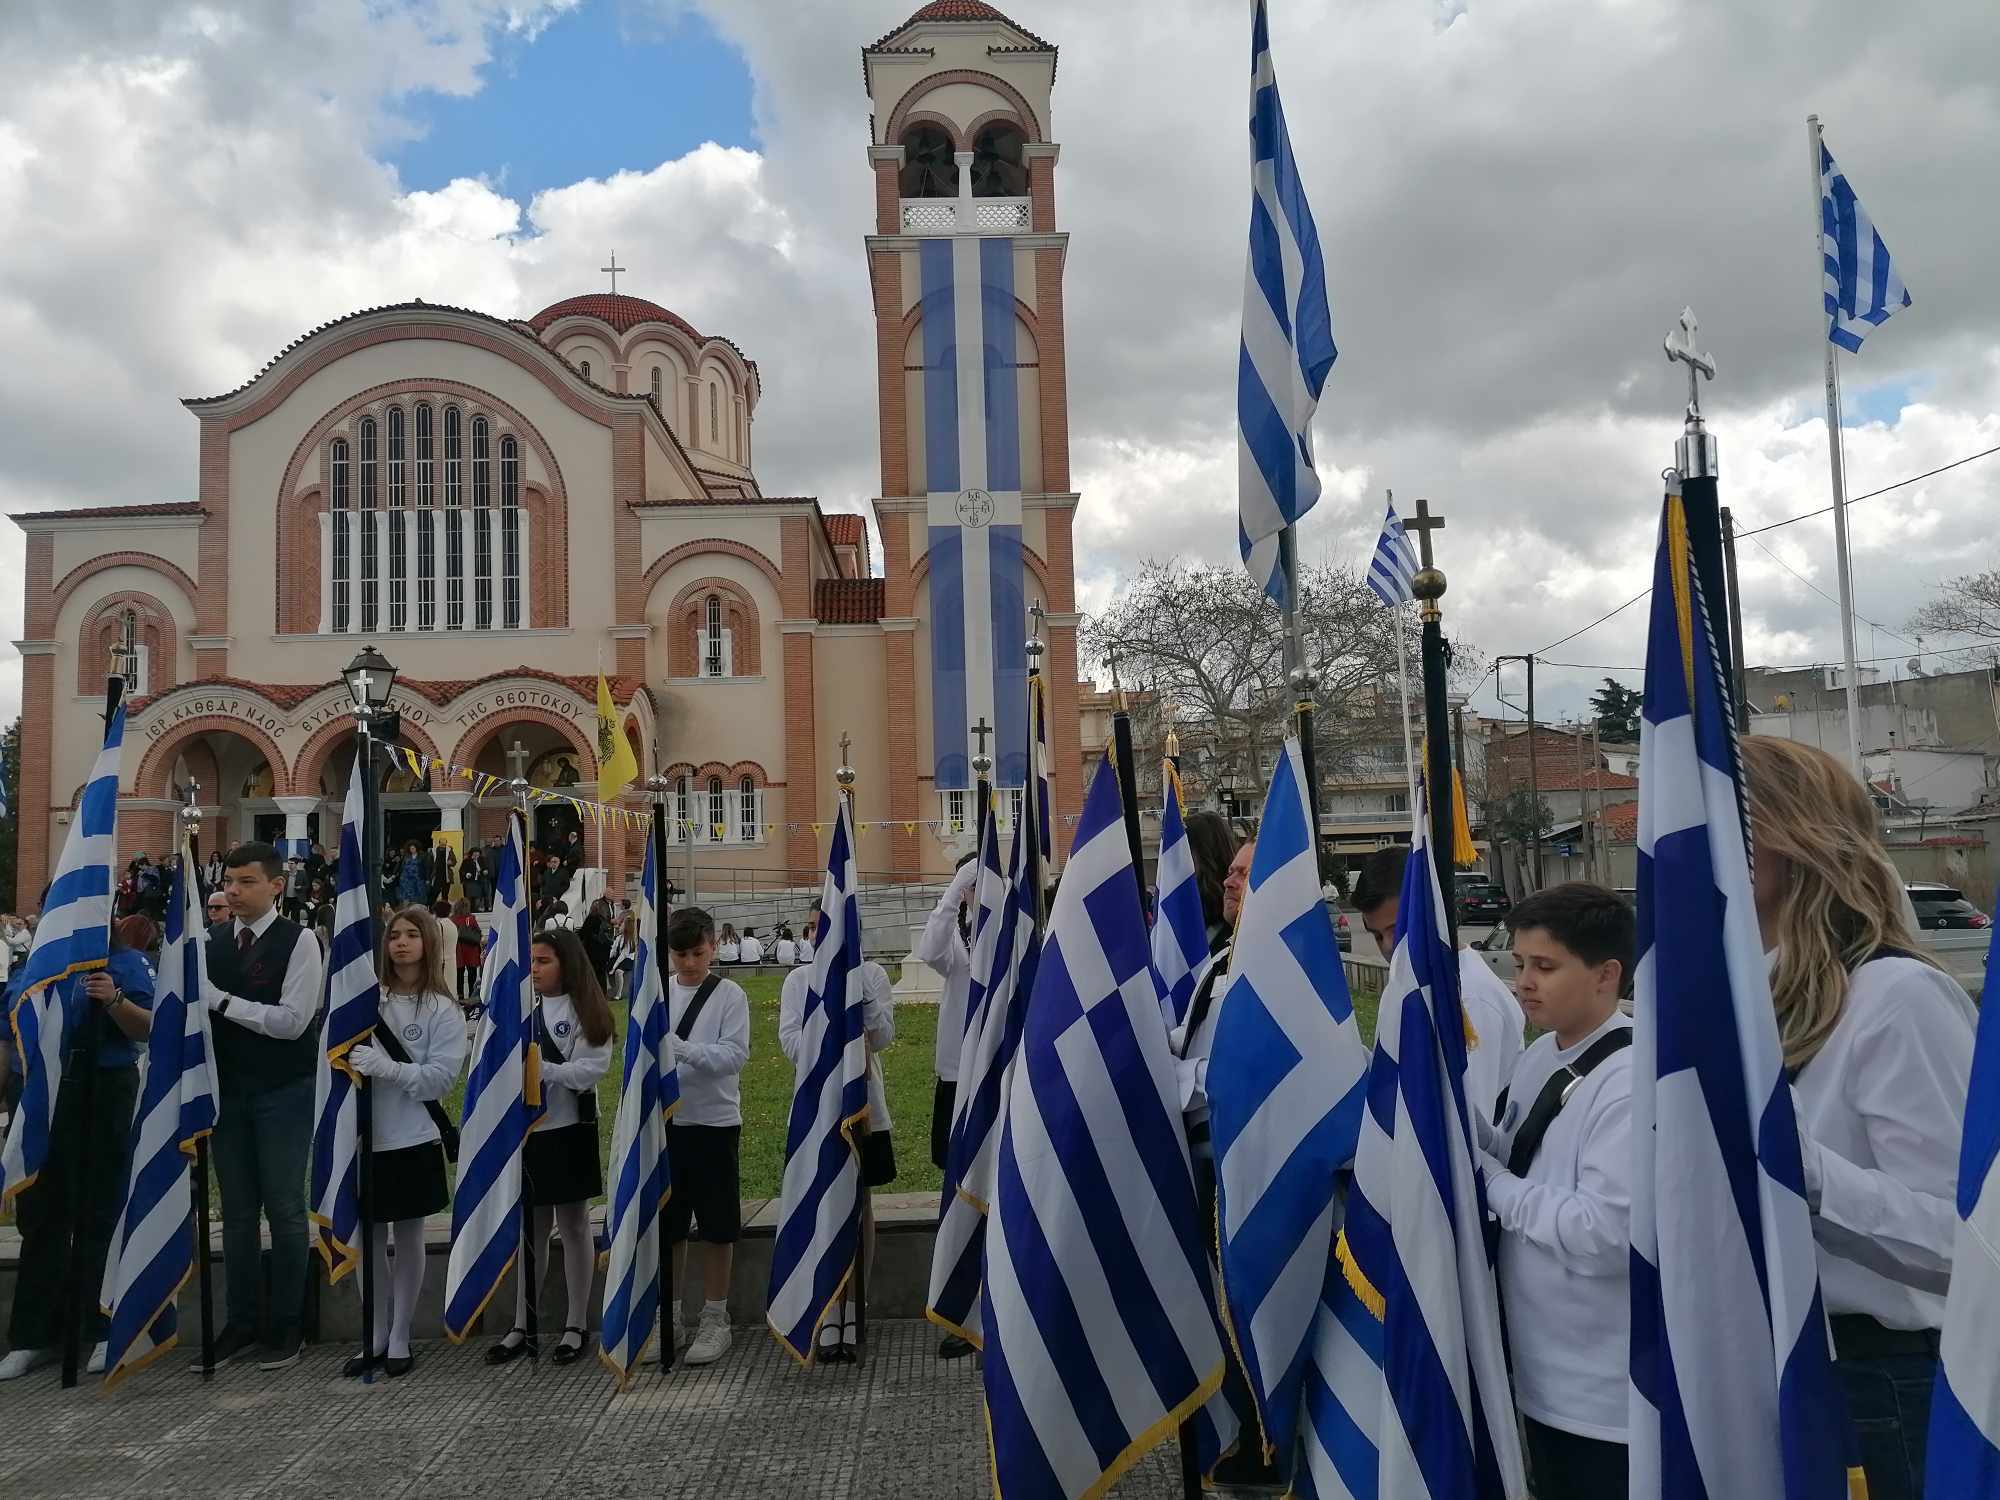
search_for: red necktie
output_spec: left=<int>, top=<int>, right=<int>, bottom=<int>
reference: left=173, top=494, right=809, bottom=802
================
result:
left=237, top=927, right=254, bottom=955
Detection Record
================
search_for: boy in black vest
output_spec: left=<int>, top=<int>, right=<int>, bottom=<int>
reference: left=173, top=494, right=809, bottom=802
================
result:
left=199, top=842, right=325, bottom=1371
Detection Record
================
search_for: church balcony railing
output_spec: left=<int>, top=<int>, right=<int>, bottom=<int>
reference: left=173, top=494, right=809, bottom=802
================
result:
left=898, top=197, right=1031, bottom=234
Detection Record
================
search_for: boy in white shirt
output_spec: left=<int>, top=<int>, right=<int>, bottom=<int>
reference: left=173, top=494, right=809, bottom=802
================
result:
left=1479, top=883, right=1636, bottom=1500
left=662, top=907, right=752, bottom=1366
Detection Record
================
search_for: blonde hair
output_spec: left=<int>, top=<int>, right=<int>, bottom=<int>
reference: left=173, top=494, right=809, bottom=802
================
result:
left=380, top=903, right=454, bottom=1000
left=1740, top=737, right=1935, bottom=1071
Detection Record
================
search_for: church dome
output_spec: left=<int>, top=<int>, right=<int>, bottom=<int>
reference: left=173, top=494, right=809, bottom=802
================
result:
left=902, top=1, right=1013, bottom=21
left=528, top=293, right=704, bottom=340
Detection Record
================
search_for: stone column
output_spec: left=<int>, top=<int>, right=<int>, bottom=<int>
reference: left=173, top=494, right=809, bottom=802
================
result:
left=431, top=790, right=472, bottom=835
left=271, top=795, right=321, bottom=858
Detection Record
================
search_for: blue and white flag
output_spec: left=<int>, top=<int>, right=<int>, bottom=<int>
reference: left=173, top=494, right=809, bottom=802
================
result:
left=1366, top=497, right=1420, bottom=607
left=599, top=832, right=682, bottom=1387
left=1928, top=920, right=2000, bottom=1496
left=1209, top=737, right=1370, bottom=1471
left=983, top=745, right=1231, bottom=1496
left=1629, top=478, right=1857, bottom=1498
left=444, top=813, right=537, bottom=1340
left=102, top=834, right=217, bottom=1387
left=1150, top=761, right=1208, bottom=1028
left=308, top=756, right=382, bottom=1284
left=2, top=703, right=123, bottom=1204
left=1820, top=137, right=1912, bottom=353
left=767, top=797, right=869, bottom=1364
left=1238, top=0, right=1338, bottom=608
left=917, top=231, right=1031, bottom=791
left=1343, top=792, right=1526, bottom=1499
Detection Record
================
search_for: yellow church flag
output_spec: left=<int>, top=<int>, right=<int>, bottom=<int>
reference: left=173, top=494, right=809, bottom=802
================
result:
left=595, top=672, right=638, bottom=805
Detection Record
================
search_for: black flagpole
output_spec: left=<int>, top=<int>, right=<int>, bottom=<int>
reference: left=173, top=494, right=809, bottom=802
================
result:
left=183, top=782, right=217, bottom=1378
left=833, top=756, right=867, bottom=1365
left=59, top=671, right=124, bottom=1389
left=355, top=713, right=382, bottom=1377
left=650, top=776, right=676, bottom=1374
left=511, top=793, right=540, bottom=1361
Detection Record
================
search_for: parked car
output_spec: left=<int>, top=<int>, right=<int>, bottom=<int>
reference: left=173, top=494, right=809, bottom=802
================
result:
left=1905, top=883, right=1992, bottom=931
left=1454, top=873, right=1511, bottom=924
left=1471, top=924, right=1519, bottom=988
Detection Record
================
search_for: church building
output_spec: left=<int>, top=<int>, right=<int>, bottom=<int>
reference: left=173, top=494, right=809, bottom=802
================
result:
left=9, top=0, right=1084, bottom=909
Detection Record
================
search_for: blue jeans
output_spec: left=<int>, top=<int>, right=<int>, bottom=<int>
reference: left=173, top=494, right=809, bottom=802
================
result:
left=211, top=1076, right=314, bottom=1344
left=1840, top=1352, right=1938, bottom=1500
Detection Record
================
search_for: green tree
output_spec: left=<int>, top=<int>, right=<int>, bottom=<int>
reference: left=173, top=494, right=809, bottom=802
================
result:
left=0, top=718, right=18, bottom=908
left=1589, top=677, right=1643, bottom=741
left=1491, top=790, right=1553, bottom=846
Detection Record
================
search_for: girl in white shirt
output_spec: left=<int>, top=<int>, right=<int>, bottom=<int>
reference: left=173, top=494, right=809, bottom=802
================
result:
left=1742, top=737, right=1974, bottom=1500
left=486, top=928, right=613, bottom=1368
left=345, top=907, right=468, bottom=1378
left=716, top=924, right=740, bottom=964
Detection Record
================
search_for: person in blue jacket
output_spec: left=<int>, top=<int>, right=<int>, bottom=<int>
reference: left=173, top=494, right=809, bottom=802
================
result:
left=0, top=914, right=156, bottom=1380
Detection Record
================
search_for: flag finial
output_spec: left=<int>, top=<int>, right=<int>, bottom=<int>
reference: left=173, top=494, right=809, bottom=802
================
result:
left=1664, top=306, right=1718, bottom=479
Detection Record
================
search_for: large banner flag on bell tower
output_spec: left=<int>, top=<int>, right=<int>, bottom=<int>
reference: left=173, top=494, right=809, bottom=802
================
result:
left=920, top=233, right=1030, bottom=792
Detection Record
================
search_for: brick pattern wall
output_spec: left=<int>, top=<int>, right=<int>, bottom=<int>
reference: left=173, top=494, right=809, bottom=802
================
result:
left=664, top=577, right=762, bottom=678
left=611, top=410, right=646, bottom=678
left=1029, top=153, right=1056, bottom=233
left=874, top=159, right=901, bottom=237
left=778, top=517, right=821, bottom=882
left=1033, top=248, right=1070, bottom=495
left=872, top=251, right=910, bottom=500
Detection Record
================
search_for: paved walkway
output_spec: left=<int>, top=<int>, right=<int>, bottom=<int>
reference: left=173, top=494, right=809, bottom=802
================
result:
left=0, top=1321, right=1192, bottom=1498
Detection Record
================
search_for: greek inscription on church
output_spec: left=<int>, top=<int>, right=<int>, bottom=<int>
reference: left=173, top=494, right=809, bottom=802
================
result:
left=454, top=687, right=587, bottom=728
left=294, top=695, right=433, bottom=740
left=143, top=695, right=289, bottom=743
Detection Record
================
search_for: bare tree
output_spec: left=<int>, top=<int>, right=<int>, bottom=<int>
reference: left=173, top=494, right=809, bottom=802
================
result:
left=1910, top=567, right=2000, bottom=642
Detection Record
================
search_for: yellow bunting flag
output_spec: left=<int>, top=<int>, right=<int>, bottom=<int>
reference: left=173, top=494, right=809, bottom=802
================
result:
left=595, top=673, right=638, bottom=805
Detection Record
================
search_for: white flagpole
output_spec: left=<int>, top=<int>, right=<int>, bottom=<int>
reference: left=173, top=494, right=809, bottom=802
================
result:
left=1808, top=113, right=1865, bottom=779
left=1394, top=613, right=1421, bottom=821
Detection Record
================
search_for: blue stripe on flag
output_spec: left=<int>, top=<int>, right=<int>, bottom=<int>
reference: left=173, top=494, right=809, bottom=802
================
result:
left=929, top=524, right=971, bottom=790
left=1819, top=140, right=1912, bottom=354
left=981, top=236, right=1020, bottom=494
left=921, top=239, right=959, bottom=493
left=988, top=524, right=1028, bottom=789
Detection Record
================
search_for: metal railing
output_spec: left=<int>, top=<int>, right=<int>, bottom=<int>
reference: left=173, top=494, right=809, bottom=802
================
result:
left=898, top=197, right=1031, bottom=234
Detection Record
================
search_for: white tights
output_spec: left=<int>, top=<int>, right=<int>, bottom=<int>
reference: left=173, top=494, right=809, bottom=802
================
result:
left=365, top=1217, right=428, bottom=1360
left=512, top=1202, right=593, bottom=1338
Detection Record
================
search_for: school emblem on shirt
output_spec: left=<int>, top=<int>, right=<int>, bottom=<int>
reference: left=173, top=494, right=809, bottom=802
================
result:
left=402, top=1024, right=422, bottom=1042
left=553, top=1018, right=573, bottom=1038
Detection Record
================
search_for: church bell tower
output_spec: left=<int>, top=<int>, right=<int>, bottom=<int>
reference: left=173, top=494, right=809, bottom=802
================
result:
left=862, top=1, right=1083, bottom=876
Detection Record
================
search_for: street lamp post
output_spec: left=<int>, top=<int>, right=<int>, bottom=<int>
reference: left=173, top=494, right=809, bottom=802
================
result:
left=340, top=644, right=399, bottom=1376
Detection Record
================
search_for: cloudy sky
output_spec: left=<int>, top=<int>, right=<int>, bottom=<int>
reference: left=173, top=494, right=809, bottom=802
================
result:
left=3, top=0, right=1998, bottom=734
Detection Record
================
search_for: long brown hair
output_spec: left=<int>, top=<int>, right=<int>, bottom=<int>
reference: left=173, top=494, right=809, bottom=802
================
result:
left=532, top=927, right=612, bottom=1046
left=380, top=904, right=453, bottom=999
left=1741, top=736, right=1936, bottom=1071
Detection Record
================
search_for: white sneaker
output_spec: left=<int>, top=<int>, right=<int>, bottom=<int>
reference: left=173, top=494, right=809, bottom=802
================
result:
left=683, top=1314, right=732, bottom=1366
left=672, top=1314, right=690, bottom=1351
left=86, top=1342, right=107, bottom=1376
left=0, top=1348, right=56, bottom=1381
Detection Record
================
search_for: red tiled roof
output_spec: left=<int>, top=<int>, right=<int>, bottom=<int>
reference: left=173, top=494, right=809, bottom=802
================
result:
left=529, top=293, right=701, bottom=340
left=126, top=668, right=645, bottom=716
left=9, top=502, right=205, bottom=523
left=815, top=578, right=885, bottom=625
left=1598, top=800, right=1639, bottom=841
left=866, top=1, right=1055, bottom=53
left=823, top=513, right=873, bottom=575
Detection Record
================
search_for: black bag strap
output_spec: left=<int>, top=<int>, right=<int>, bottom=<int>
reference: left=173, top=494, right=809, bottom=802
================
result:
left=1176, top=948, right=1232, bottom=1060
left=530, top=1004, right=597, bottom=1124
left=369, top=1002, right=461, bottom=1160
left=1503, top=1027, right=1632, bottom=1176
left=674, top=973, right=724, bottom=1043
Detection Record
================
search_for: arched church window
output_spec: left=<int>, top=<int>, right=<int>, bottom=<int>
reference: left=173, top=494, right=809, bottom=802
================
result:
left=674, top=776, right=690, bottom=842
left=738, top=776, right=757, bottom=843
left=971, top=122, right=1028, bottom=198
left=387, top=408, right=407, bottom=630
left=650, top=366, right=663, bottom=404
left=579, top=359, right=592, bottom=381
left=707, top=777, right=725, bottom=842
left=698, top=593, right=735, bottom=678
left=443, top=406, right=464, bottom=629
left=500, top=434, right=521, bottom=629
left=708, top=383, right=719, bottom=444
left=471, top=417, right=493, bottom=630
left=899, top=122, right=957, bottom=199
left=358, top=415, right=379, bottom=631
left=415, top=403, right=436, bottom=628
left=330, top=437, right=351, bottom=633
left=115, top=608, right=146, bottom=696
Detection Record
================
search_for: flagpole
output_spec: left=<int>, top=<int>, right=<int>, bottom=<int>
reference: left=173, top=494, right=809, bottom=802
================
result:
left=511, top=783, right=541, bottom=1362
left=647, top=772, right=676, bottom=1375
left=354, top=705, right=382, bottom=1376
left=1393, top=617, right=1421, bottom=830
left=1105, top=652, right=1148, bottom=913
left=1807, top=114, right=1865, bottom=779
left=181, top=780, right=217, bottom=1379
left=1278, top=527, right=1323, bottom=852
left=833, top=756, right=867, bottom=1363
left=1024, top=624, right=1048, bottom=933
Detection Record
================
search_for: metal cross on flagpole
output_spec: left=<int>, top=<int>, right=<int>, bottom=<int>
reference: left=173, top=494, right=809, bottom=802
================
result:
left=1664, top=307, right=1718, bottom=480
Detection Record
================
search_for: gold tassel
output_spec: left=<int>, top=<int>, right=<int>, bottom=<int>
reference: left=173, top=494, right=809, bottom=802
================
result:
left=1334, top=1230, right=1386, bottom=1322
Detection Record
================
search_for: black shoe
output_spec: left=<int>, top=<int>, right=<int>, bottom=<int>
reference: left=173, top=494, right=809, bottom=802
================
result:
left=257, top=1336, right=304, bottom=1372
left=485, top=1328, right=529, bottom=1366
left=384, top=1354, right=415, bottom=1378
left=938, top=1334, right=976, bottom=1361
left=550, top=1327, right=587, bottom=1366
left=341, top=1352, right=381, bottom=1378
left=189, top=1325, right=257, bottom=1372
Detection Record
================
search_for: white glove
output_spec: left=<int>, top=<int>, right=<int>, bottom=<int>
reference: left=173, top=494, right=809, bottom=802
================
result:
left=348, top=1043, right=391, bottom=1080
left=1476, top=1146, right=1512, bottom=1188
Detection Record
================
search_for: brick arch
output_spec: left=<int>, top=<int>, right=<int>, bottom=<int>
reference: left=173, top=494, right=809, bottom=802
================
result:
left=885, top=68, right=1044, bottom=146
left=665, top=576, right=763, bottom=677
left=896, top=109, right=965, bottom=152
left=897, top=294, right=1039, bottom=352
left=76, top=591, right=178, bottom=696
left=134, top=716, right=290, bottom=803
left=450, top=705, right=597, bottom=787
left=291, top=713, right=446, bottom=801
left=908, top=539, right=1051, bottom=597
left=274, top=378, right=571, bottom=634
left=641, top=537, right=784, bottom=602
left=965, top=109, right=1032, bottom=151
left=46, top=552, right=200, bottom=636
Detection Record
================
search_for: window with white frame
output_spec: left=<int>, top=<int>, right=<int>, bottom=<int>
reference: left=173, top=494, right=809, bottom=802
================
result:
left=941, top=788, right=968, bottom=834
left=579, top=359, right=591, bottom=381
left=316, top=403, right=531, bottom=635
left=707, top=777, right=726, bottom=841
left=708, top=382, right=719, bottom=442
left=650, top=366, right=663, bottom=404
left=114, top=609, right=148, bottom=697
left=738, top=776, right=758, bottom=842
left=698, top=593, right=734, bottom=678
left=1006, top=787, right=1025, bottom=831
left=673, top=776, right=690, bottom=840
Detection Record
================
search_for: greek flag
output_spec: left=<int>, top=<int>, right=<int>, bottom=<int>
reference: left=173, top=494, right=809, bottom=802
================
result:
left=599, top=833, right=681, bottom=1387
left=1343, top=797, right=1526, bottom=1499
left=1366, top=498, right=1420, bottom=607
left=1821, top=138, right=1912, bottom=353
left=1630, top=477, right=1856, bottom=1498
left=1238, top=0, right=1338, bottom=608
left=983, top=745, right=1231, bottom=1495
left=766, top=797, right=869, bottom=1364
left=308, top=757, right=381, bottom=1283
left=444, top=814, right=537, bottom=1340
left=102, top=835, right=217, bottom=1387
left=1150, top=761, right=1208, bottom=1028
left=2, top=703, right=123, bottom=1204
left=1209, top=738, right=1370, bottom=1472
left=1928, top=920, right=2000, bottom=1496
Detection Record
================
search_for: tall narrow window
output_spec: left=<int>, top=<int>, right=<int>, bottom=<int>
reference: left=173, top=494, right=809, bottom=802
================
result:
left=708, top=383, right=719, bottom=442
left=704, top=595, right=724, bottom=678
left=674, top=777, right=689, bottom=841
left=415, top=403, right=436, bottom=628
left=357, top=416, right=379, bottom=632
left=943, top=788, right=967, bottom=834
left=500, top=434, right=521, bottom=628
left=471, top=416, right=492, bottom=629
left=708, top=777, right=725, bottom=842
left=117, top=610, right=145, bottom=695
left=386, top=407, right=407, bottom=630
left=650, top=366, right=662, bottom=404
left=1007, top=787, right=1024, bottom=831
left=738, top=776, right=757, bottom=842
left=579, top=359, right=591, bottom=381
left=330, top=438, right=351, bottom=632
left=443, top=406, right=464, bottom=628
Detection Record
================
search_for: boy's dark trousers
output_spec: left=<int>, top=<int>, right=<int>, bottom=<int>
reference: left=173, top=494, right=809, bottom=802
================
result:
left=1523, top=1419, right=1628, bottom=1500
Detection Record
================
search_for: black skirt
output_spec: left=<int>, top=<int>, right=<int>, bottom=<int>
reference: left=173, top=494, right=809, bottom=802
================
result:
left=523, top=1120, right=603, bottom=1206
left=362, top=1141, right=450, bottom=1222
left=861, top=1130, right=897, bottom=1190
